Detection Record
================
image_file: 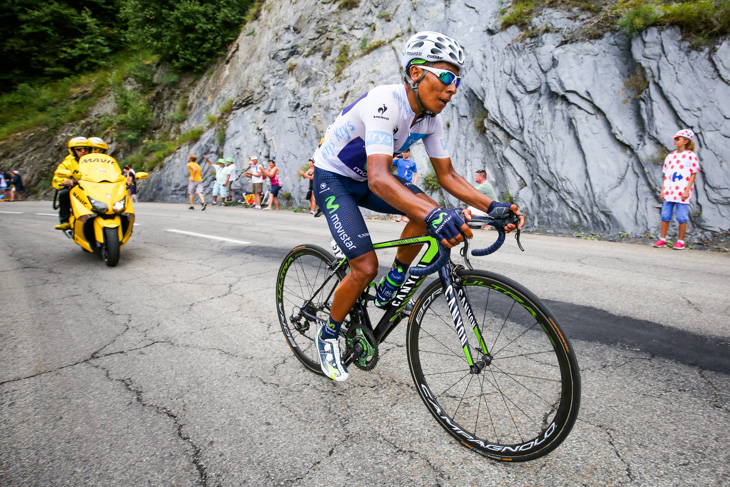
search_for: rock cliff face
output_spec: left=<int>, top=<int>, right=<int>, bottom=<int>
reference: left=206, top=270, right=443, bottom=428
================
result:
left=141, top=0, right=729, bottom=237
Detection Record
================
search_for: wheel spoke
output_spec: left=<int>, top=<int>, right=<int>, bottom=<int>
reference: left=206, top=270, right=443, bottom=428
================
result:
left=407, top=271, right=580, bottom=460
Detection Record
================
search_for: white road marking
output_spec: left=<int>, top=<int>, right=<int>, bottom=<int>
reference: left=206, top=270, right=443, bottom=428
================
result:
left=165, top=229, right=250, bottom=245
left=36, top=213, right=58, bottom=216
left=0, top=211, right=23, bottom=214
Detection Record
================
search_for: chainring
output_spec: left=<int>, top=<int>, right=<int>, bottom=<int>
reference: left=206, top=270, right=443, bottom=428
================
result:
left=345, top=324, right=378, bottom=371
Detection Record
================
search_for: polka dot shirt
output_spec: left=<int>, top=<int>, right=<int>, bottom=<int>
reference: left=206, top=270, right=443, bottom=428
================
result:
left=662, top=150, right=700, bottom=203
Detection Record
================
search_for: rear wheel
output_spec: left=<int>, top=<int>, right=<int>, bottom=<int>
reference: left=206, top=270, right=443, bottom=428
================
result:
left=276, top=245, right=346, bottom=375
left=406, top=269, right=580, bottom=461
left=102, top=227, right=120, bottom=267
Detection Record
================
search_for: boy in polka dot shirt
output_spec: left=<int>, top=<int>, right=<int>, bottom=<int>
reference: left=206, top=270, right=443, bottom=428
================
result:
left=653, top=129, right=700, bottom=250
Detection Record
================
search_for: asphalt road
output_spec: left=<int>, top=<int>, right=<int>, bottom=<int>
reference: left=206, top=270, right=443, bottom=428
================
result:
left=1, top=201, right=728, bottom=486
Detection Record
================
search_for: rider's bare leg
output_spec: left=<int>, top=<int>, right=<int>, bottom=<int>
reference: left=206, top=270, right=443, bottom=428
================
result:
left=329, top=251, right=379, bottom=323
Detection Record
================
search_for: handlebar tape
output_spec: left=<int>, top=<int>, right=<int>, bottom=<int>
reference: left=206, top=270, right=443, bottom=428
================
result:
left=471, top=229, right=506, bottom=256
left=410, top=244, right=451, bottom=277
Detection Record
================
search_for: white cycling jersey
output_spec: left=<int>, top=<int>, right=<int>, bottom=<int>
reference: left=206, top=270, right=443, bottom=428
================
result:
left=314, top=83, right=449, bottom=182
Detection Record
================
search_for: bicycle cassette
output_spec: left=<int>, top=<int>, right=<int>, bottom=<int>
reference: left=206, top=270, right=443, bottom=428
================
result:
left=345, top=324, right=378, bottom=371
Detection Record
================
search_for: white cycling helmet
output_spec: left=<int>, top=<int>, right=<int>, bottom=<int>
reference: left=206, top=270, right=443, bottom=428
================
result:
left=401, top=31, right=465, bottom=76
left=401, top=31, right=465, bottom=117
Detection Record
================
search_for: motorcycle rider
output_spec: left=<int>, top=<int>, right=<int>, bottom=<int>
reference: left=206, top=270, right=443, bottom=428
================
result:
left=89, top=137, right=108, bottom=154
left=52, top=136, right=92, bottom=230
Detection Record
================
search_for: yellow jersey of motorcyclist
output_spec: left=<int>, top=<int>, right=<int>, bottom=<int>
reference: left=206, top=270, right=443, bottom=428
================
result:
left=53, top=137, right=92, bottom=230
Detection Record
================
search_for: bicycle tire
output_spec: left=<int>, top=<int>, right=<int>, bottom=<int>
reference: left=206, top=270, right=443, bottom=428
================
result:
left=276, top=244, right=346, bottom=376
left=406, top=269, right=580, bottom=462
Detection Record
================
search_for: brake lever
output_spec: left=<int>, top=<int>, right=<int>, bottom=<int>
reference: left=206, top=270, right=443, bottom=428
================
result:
left=509, top=213, right=524, bottom=252
left=490, top=214, right=525, bottom=252
left=460, top=239, right=473, bottom=270
left=515, top=228, right=524, bottom=252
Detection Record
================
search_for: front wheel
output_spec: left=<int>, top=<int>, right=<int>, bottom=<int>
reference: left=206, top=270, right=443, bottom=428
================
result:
left=275, top=244, right=346, bottom=375
left=102, top=227, right=120, bottom=267
left=406, top=269, right=580, bottom=462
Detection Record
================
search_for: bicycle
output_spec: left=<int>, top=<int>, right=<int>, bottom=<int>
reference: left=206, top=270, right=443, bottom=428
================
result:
left=275, top=212, right=581, bottom=462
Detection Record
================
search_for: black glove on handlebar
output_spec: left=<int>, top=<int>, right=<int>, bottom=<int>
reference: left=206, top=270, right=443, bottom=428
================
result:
left=425, top=207, right=464, bottom=244
left=487, top=201, right=513, bottom=219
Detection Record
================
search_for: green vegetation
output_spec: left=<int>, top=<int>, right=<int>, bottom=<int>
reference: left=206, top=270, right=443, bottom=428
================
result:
left=0, top=0, right=263, bottom=182
left=338, top=0, right=360, bottom=10
left=377, top=11, right=392, bottom=22
left=617, top=2, right=663, bottom=36
left=474, top=116, right=487, bottom=134
left=1, top=0, right=255, bottom=94
left=121, top=0, right=254, bottom=72
left=501, top=1, right=536, bottom=29
left=335, top=44, right=351, bottom=77
left=623, top=65, right=650, bottom=96
left=423, top=171, right=441, bottom=192
left=618, top=0, right=730, bottom=40
left=500, top=1, right=730, bottom=44
left=501, top=190, right=514, bottom=204
left=360, top=38, right=386, bottom=55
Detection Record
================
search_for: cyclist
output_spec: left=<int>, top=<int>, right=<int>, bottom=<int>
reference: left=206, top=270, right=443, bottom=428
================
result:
left=312, top=31, right=523, bottom=381
left=52, top=136, right=92, bottom=230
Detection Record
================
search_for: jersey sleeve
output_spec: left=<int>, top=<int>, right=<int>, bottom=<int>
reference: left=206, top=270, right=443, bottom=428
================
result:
left=688, top=151, right=700, bottom=174
left=422, top=116, right=449, bottom=159
left=361, top=92, right=399, bottom=157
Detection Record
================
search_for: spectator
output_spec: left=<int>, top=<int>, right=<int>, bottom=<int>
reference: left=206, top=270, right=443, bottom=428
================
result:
left=263, top=159, right=281, bottom=211
left=225, top=157, right=237, bottom=203
left=0, top=169, right=7, bottom=201
left=243, top=155, right=264, bottom=209
left=125, top=165, right=138, bottom=203
left=392, top=149, right=418, bottom=222
left=653, top=129, right=700, bottom=250
left=465, top=169, right=498, bottom=218
left=9, top=170, right=23, bottom=201
left=203, top=156, right=231, bottom=206
left=186, top=155, right=207, bottom=210
left=298, top=158, right=316, bottom=214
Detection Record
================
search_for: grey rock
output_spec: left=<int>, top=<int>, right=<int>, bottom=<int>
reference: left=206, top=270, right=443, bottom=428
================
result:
left=139, top=0, right=729, bottom=238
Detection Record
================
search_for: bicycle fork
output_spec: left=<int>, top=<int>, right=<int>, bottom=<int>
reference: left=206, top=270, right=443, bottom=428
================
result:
left=438, top=266, right=491, bottom=374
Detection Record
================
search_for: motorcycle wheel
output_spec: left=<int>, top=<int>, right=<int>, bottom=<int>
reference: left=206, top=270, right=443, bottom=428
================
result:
left=102, top=227, right=120, bottom=267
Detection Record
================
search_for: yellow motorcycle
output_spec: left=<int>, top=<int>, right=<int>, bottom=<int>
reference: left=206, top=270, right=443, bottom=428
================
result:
left=55, top=154, right=148, bottom=267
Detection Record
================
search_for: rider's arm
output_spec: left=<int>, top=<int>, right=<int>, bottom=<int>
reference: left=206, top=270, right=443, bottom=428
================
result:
left=52, top=163, right=66, bottom=190
left=431, top=157, right=523, bottom=231
left=52, top=159, right=73, bottom=189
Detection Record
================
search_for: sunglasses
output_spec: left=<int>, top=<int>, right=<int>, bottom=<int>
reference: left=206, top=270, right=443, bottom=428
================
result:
left=420, top=66, right=461, bottom=88
left=74, top=147, right=89, bottom=152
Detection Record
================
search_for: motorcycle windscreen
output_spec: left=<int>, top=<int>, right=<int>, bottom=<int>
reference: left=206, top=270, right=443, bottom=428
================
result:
left=78, top=154, right=124, bottom=183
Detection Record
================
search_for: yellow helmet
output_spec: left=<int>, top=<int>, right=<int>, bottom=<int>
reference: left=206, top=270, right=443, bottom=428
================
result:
left=89, top=137, right=108, bottom=154
left=67, top=137, right=92, bottom=158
